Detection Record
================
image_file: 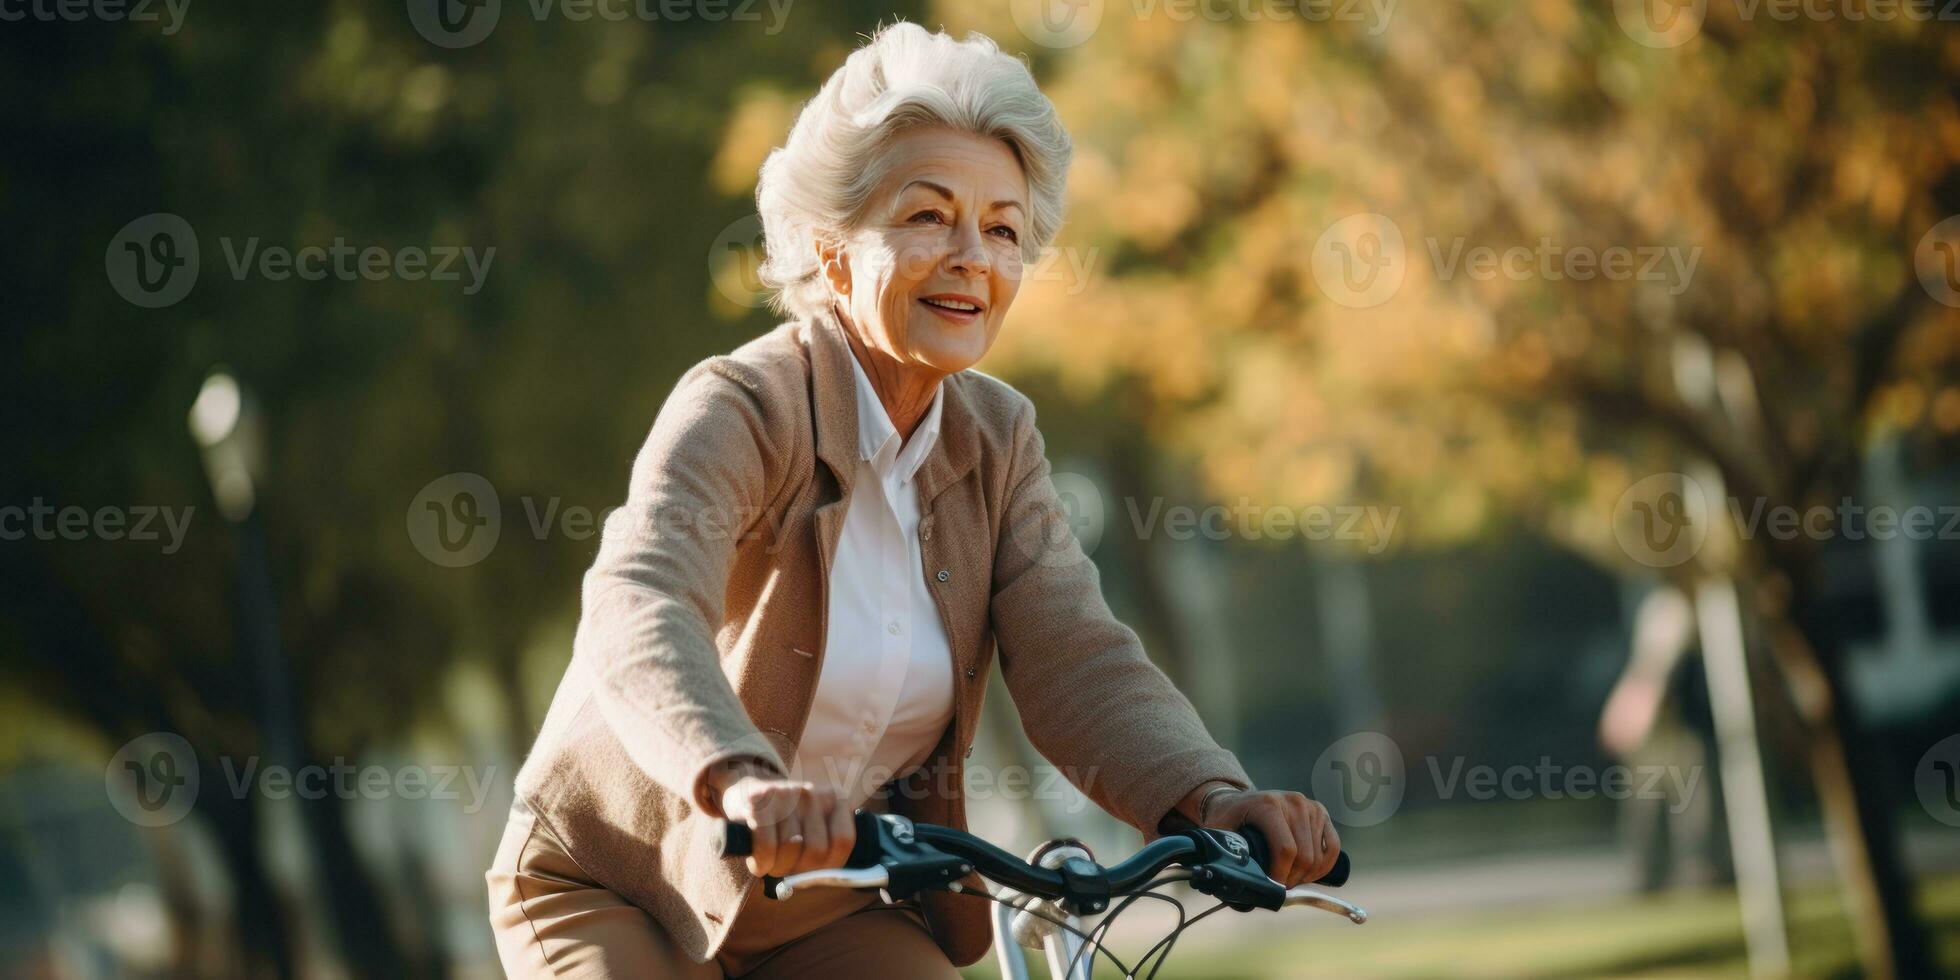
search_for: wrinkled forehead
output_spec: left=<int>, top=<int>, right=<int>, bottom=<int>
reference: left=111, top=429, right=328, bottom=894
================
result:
left=869, top=127, right=1029, bottom=211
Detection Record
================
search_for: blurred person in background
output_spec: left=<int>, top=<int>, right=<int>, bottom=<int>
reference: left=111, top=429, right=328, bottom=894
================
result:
left=1598, top=584, right=1733, bottom=893
left=484, top=22, right=1340, bottom=977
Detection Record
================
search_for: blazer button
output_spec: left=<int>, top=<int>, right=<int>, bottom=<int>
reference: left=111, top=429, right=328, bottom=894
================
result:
left=964, top=665, right=976, bottom=679
left=936, top=569, right=950, bottom=582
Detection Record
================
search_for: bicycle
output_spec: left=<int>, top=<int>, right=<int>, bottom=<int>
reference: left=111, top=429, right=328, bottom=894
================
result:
left=719, top=810, right=1365, bottom=978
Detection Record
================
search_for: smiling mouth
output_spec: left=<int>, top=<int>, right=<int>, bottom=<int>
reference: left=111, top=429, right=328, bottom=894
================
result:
left=919, top=296, right=983, bottom=320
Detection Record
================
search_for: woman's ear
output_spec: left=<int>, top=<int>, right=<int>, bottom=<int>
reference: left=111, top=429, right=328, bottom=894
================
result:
left=815, top=234, right=851, bottom=299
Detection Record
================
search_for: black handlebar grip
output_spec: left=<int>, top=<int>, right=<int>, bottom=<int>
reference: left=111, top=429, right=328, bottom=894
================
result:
left=718, top=821, right=753, bottom=859
left=719, top=823, right=792, bottom=899
left=1238, top=825, right=1351, bottom=887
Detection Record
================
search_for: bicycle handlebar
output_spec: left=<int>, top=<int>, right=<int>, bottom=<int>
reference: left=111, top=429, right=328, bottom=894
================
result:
left=716, top=811, right=1349, bottom=912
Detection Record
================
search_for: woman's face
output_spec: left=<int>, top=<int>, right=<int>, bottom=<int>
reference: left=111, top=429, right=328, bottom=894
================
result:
left=820, top=126, right=1030, bottom=375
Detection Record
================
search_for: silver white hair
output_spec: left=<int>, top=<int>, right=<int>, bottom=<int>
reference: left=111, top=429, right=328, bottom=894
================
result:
left=754, top=21, right=1073, bottom=321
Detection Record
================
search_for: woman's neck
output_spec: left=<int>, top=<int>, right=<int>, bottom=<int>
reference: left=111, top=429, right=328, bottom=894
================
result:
left=835, top=307, right=945, bottom=443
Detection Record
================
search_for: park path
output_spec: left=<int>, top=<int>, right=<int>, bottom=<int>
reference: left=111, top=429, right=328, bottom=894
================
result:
left=1097, top=824, right=1960, bottom=944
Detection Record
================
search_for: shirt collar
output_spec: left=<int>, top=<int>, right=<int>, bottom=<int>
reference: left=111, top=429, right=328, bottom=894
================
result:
left=848, top=350, right=943, bottom=485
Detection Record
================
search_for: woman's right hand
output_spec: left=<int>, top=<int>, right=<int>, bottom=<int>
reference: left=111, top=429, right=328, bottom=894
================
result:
left=709, top=759, right=856, bottom=878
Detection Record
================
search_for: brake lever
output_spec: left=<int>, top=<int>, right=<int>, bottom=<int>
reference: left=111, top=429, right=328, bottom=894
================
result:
left=1157, top=808, right=1352, bottom=903
left=1175, top=826, right=1289, bottom=912
left=1283, top=886, right=1369, bottom=924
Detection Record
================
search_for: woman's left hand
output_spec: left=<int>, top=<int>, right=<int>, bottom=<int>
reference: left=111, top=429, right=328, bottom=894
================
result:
left=1199, top=789, right=1341, bottom=887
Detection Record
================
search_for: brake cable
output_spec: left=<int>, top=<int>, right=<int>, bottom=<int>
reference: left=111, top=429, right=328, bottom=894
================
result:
left=1066, top=877, right=1187, bottom=979
left=960, top=880, right=1134, bottom=977
left=1137, top=898, right=1229, bottom=979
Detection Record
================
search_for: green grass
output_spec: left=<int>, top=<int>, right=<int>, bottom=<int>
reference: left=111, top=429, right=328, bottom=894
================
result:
left=961, top=873, right=1960, bottom=979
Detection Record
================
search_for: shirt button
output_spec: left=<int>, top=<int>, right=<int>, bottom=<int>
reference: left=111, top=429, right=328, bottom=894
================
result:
left=936, top=569, right=950, bottom=582
left=886, top=622, right=901, bottom=635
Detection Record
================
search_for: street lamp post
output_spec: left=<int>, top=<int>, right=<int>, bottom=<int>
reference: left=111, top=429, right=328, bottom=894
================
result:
left=187, top=370, right=342, bottom=970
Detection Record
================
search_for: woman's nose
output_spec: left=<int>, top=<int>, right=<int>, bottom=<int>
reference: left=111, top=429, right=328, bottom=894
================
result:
left=944, top=223, right=992, bottom=277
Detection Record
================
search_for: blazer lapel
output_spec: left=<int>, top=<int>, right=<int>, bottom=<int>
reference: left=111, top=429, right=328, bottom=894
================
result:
left=805, top=308, right=861, bottom=613
left=911, top=377, right=977, bottom=510
left=806, top=307, right=860, bottom=497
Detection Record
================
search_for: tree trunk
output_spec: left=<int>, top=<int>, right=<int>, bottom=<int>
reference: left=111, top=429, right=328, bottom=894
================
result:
left=1809, top=652, right=1932, bottom=979
left=295, top=766, right=419, bottom=978
left=1771, top=596, right=1933, bottom=980
left=199, top=786, right=297, bottom=980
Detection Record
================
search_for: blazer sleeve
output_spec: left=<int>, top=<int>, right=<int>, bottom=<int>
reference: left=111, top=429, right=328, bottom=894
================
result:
left=572, top=358, right=792, bottom=812
left=989, top=398, right=1253, bottom=840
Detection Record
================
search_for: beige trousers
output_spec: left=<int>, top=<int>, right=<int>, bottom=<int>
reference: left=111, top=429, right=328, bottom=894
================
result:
left=486, top=802, right=962, bottom=978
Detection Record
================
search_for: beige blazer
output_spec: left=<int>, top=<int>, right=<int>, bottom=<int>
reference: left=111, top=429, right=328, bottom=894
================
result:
left=512, top=307, right=1251, bottom=966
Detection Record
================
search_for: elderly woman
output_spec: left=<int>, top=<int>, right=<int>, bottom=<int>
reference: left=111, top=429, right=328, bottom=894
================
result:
left=487, top=22, right=1337, bottom=978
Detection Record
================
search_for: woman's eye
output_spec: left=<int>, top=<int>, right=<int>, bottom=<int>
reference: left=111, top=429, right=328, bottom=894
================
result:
left=989, top=225, right=1019, bottom=243
left=910, top=210, right=945, bottom=225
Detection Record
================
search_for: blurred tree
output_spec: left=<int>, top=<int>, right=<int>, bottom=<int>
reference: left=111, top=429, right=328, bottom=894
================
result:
left=926, top=4, right=1960, bottom=977
left=1, top=1, right=923, bottom=973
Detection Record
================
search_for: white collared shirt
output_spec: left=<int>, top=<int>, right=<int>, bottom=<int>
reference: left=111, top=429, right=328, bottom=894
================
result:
left=789, top=354, right=956, bottom=809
